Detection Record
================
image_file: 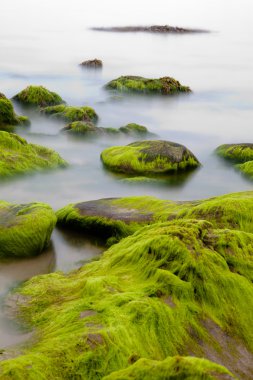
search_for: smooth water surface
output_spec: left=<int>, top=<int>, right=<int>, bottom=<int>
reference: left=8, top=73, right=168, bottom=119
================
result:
left=0, top=0, right=253, bottom=348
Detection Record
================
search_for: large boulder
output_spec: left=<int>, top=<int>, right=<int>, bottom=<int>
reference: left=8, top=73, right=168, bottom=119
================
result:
left=0, top=201, right=56, bottom=259
left=1, top=191, right=253, bottom=379
left=216, top=143, right=253, bottom=178
left=106, top=76, right=191, bottom=94
left=101, top=140, right=200, bottom=176
left=41, top=104, right=98, bottom=123
left=0, top=93, right=30, bottom=131
left=13, top=85, right=64, bottom=107
left=0, top=131, right=67, bottom=177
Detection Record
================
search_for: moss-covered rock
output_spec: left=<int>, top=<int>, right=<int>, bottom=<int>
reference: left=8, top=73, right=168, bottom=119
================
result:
left=1, top=191, right=253, bottom=378
left=41, top=104, right=98, bottom=123
left=119, top=123, right=148, bottom=135
left=0, top=131, right=67, bottom=177
left=62, top=121, right=99, bottom=134
left=0, top=201, right=56, bottom=259
left=80, top=58, right=103, bottom=68
left=104, top=356, right=235, bottom=380
left=216, top=143, right=253, bottom=178
left=0, top=94, right=30, bottom=131
left=101, top=140, right=200, bottom=176
left=13, top=86, right=64, bottom=107
left=106, top=76, right=191, bottom=94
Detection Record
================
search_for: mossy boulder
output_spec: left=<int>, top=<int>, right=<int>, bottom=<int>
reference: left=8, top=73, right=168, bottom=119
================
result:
left=104, top=356, right=235, bottom=380
left=0, top=201, right=56, bottom=259
left=62, top=121, right=100, bottom=134
left=0, top=94, right=30, bottom=131
left=106, top=76, right=191, bottom=94
left=80, top=58, right=103, bottom=68
left=13, top=85, right=64, bottom=107
left=0, top=131, right=67, bottom=177
left=101, top=140, right=200, bottom=176
left=41, top=104, right=98, bottom=123
left=119, top=123, right=148, bottom=135
left=1, top=191, right=253, bottom=378
left=216, top=143, right=253, bottom=178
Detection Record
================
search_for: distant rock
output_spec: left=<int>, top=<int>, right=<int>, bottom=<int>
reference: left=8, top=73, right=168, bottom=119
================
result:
left=106, top=76, right=191, bottom=94
left=91, top=25, right=208, bottom=34
left=80, top=59, right=103, bottom=68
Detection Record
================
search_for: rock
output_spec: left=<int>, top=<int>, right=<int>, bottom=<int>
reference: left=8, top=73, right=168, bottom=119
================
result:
left=119, top=123, right=148, bottom=135
left=0, top=201, right=56, bottom=259
left=13, top=85, right=64, bottom=107
left=106, top=75, right=191, bottom=94
left=62, top=121, right=100, bottom=134
left=216, top=143, right=253, bottom=179
left=41, top=104, right=98, bottom=123
left=2, top=191, right=253, bottom=378
left=101, top=140, right=200, bottom=176
left=92, top=25, right=209, bottom=34
left=80, top=58, right=103, bottom=68
left=0, top=131, right=67, bottom=178
left=0, top=94, right=30, bottom=131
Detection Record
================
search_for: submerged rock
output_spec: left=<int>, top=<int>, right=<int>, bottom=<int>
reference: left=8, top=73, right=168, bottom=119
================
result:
left=62, top=121, right=151, bottom=137
left=106, top=75, right=191, bottom=94
left=41, top=104, right=98, bottom=123
left=92, top=25, right=208, bottom=34
left=0, top=93, right=30, bottom=131
left=0, top=131, right=67, bottom=177
left=80, top=58, right=103, bottom=68
left=2, top=191, right=253, bottom=378
left=101, top=140, right=200, bottom=176
left=0, top=201, right=56, bottom=259
left=13, top=85, right=64, bottom=107
left=216, top=143, right=253, bottom=178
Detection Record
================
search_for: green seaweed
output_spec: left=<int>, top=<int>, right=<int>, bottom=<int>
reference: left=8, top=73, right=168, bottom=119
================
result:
left=0, top=131, right=67, bottom=178
left=0, top=201, right=56, bottom=259
left=106, top=76, right=191, bottom=94
left=0, top=95, right=30, bottom=131
left=104, top=356, right=235, bottom=380
left=13, top=86, right=64, bottom=107
left=101, top=140, right=200, bottom=176
left=119, top=123, right=148, bottom=135
left=42, top=104, right=98, bottom=123
left=1, top=191, right=253, bottom=378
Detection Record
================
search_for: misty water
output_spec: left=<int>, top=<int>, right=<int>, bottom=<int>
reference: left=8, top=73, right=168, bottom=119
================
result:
left=0, top=0, right=253, bottom=348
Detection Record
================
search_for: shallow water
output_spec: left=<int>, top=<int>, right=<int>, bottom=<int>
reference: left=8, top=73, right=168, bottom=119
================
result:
left=0, top=0, right=253, bottom=348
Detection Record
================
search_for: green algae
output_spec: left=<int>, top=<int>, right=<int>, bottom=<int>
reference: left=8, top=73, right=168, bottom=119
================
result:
left=216, top=143, right=253, bottom=179
left=106, top=76, right=191, bottom=94
left=104, top=356, right=235, bottom=380
left=1, top=191, right=253, bottom=378
left=41, top=104, right=98, bottom=123
left=62, top=122, right=150, bottom=137
left=13, top=86, right=64, bottom=107
left=0, top=201, right=56, bottom=259
left=0, top=95, right=30, bottom=131
left=101, top=140, right=200, bottom=176
left=0, top=131, right=67, bottom=178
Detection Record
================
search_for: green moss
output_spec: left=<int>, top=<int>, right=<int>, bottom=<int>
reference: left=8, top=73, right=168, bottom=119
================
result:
left=0, top=131, right=67, bottom=178
left=42, top=104, right=98, bottom=123
left=104, top=356, right=235, bottom=379
left=0, top=96, right=30, bottom=131
left=101, top=140, right=200, bottom=176
left=119, top=123, right=148, bottom=135
left=1, top=191, right=253, bottom=378
left=106, top=76, right=191, bottom=94
left=216, top=143, right=253, bottom=179
left=0, top=201, right=56, bottom=259
left=13, top=86, right=64, bottom=107
left=62, top=121, right=98, bottom=134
